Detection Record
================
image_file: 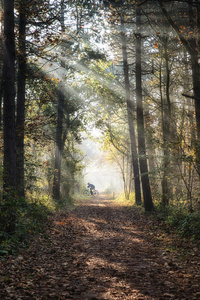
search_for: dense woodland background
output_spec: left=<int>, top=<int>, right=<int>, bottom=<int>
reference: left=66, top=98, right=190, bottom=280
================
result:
left=0, top=0, right=200, bottom=253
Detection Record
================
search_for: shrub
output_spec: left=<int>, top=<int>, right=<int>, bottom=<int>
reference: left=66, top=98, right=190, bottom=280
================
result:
left=0, top=195, right=52, bottom=255
left=167, top=210, right=200, bottom=240
left=155, top=202, right=200, bottom=241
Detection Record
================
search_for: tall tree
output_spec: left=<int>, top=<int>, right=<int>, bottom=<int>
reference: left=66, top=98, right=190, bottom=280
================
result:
left=53, top=86, right=65, bottom=202
left=2, top=0, right=16, bottom=231
left=160, top=32, right=172, bottom=206
left=135, top=6, right=154, bottom=211
left=159, top=0, right=200, bottom=176
left=0, top=1, right=3, bottom=130
left=16, top=1, right=27, bottom=198
left=121, top=14, right=142, bottom=205
left=3, top=0, right=16, bottom=192
left=53, top=0, right=65, bottom=202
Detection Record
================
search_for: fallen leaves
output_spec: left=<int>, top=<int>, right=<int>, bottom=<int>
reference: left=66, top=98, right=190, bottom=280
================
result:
left=0, top=197, right=199, bottom=299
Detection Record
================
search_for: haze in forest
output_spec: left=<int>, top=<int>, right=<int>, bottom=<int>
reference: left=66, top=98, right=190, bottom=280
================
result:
left=81, top=130, right=124, bottom=193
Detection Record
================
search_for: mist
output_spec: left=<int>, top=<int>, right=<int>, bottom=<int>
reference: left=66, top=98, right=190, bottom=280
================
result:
left=81, top=137, right=124, bottom=194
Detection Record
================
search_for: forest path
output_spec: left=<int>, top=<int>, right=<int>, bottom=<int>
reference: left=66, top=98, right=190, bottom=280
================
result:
left=0, top=195, right=200, bottom=299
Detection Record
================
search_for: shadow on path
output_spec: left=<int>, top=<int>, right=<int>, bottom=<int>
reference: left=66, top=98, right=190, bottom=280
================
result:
left=0, top=196, right=199, bottom=299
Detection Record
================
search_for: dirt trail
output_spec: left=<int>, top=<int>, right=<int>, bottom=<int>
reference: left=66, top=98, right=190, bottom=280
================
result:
left=0, top=196, right=200, bottom=299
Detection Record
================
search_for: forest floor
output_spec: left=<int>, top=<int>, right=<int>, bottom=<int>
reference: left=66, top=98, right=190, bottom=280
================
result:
left=0, top=195, right=200, bottom=300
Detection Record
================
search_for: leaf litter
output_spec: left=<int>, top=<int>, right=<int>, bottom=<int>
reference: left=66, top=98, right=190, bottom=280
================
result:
left=0, top=196, right=200, bottom=299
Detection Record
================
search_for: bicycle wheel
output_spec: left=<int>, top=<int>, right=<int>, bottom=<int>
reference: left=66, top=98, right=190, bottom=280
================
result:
left=83, top=189, right=90, bottom=196
left=93, top=189, right=99, bottom=196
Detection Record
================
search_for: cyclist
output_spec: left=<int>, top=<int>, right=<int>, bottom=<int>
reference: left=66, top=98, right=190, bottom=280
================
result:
left=87, top=183, right=95, bottom=195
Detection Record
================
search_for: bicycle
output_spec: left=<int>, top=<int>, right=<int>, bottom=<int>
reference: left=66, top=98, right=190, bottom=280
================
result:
left=83, top=188, right=99, bottom=197
left=92, top=189, right=99, bottom=196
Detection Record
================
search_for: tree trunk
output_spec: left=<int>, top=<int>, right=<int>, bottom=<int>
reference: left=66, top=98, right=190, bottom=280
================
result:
left=159, top=0, right=200, bottom=176
left=53, top=1, right=65, bottom=203
left=188, top=0, right=200, bottom=175
left=3, top=0, right=16, bottom=191
left=191, top=56, right=200, bottom=172
left=16, top=2, right=26, bottom=198
left=135, top=7, right=154, bottom=212
left=0, top=1, right=3, bottom=130
left=161, top=35, right=171, bottom=206
left=2, top=0, right=16, bottom=232
left=121, top=14, right=142, bottom=205
left=53, top=86, right=64, bottom=202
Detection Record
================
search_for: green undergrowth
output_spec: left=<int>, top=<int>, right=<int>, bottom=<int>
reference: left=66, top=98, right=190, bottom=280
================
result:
left=154, top=202, right=200, bottom=243
left=0, top=195, right=54, bottom=256
left=55, top=196, right=74, bottom=210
